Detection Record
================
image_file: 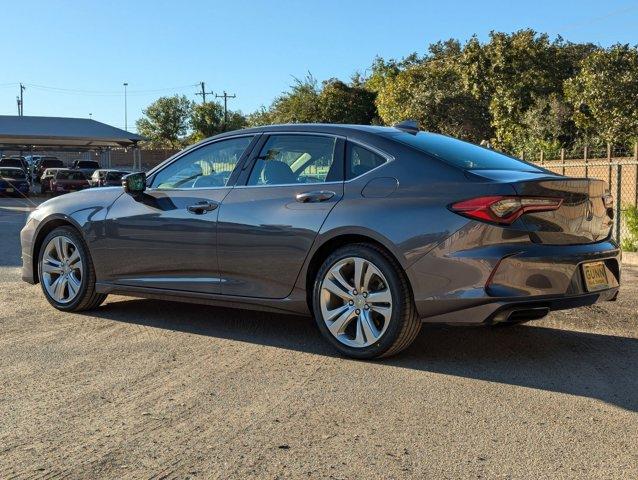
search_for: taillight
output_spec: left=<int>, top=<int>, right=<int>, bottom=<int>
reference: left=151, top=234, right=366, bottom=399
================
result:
left=450, top=196, right=562, bottom=225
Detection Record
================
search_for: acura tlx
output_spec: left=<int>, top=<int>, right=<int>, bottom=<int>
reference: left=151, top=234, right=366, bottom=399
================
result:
left=21, top=121, right=620, bottom=358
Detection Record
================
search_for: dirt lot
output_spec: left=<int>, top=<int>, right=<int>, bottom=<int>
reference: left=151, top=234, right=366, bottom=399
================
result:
left=0, top=196, right=637, bottom=479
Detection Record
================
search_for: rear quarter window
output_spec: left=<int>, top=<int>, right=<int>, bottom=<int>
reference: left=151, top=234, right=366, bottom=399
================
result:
left=346, top=143, right=388, bottom=180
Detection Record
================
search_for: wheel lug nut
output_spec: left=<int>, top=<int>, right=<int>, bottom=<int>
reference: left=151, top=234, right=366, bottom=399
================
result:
left=363, top=292, right=368, bottom=298
left=353, top=290, right=358, bottom=295
left=355, top=309, right=360, bottom=315
left=364, top=305, right=369, bottom=310
left=349, top=300, right=354, bottom=305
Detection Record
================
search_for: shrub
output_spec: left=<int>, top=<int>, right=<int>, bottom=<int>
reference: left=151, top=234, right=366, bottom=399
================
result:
left=621, top=205, right=638, bottom=251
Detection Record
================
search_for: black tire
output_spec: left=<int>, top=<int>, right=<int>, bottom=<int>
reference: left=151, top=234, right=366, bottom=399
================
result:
left=312, top=243, right=421, bottom=359
left=38, top=226, right=106, bottom=312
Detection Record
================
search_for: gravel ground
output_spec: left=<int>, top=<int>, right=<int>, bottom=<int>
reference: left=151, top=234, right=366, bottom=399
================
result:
left=0, top=196, right=636, bottom=479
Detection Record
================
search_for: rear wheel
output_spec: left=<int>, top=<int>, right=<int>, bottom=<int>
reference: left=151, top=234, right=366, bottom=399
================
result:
left=38, top=226, right=106, bottom=311
left=312, top=244, right=421, bottom=359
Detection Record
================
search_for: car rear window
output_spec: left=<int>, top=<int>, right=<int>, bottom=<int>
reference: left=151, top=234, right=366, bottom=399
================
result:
left=0, top=168, right=26, bottom=178
left=43, top=160, right=64, bottom=168
left=385, top=131, right=543, bottom=172
left=77, top=161, right=100, bottom=168
left=107, top=171, right=126, bottom=180
left=57, top=171, right=86, bottom=180
left=0, top=159, right=24, bottom=168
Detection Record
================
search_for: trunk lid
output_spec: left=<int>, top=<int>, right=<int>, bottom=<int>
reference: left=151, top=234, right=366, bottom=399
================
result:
left=468, top=169, right=613, bottom=244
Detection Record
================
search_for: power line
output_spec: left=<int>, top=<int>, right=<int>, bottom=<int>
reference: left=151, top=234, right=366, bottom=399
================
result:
left=24, top=83, right=200, bottom=97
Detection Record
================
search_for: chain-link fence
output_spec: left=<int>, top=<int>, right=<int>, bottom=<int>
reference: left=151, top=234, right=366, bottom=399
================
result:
left=529, top=144, right=638, bottom=246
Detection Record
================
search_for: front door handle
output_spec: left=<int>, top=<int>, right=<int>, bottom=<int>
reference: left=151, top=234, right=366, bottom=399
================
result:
left=187, top=200, right=218, bottom=214
left=295, top=190, right=336, bottom=203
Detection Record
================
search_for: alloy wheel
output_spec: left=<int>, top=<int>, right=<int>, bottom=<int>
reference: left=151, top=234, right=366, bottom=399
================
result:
left=41, top=235, right=83, bottom=304
left=320, top=256, right=393, bottom=348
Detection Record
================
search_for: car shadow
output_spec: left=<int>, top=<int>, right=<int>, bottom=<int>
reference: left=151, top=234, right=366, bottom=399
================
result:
left=89, top=298, right=638, bottom=412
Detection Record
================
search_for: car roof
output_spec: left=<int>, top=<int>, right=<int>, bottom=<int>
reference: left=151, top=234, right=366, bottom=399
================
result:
left=213, top=123, right=398, bottom=140
left=0, top=166, right=24, bottom=171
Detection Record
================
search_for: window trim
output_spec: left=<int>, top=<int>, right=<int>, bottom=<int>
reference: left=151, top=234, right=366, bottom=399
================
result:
left=146, top=134, right=260, bottom=192
left=237, top=132, right=346, bottom=188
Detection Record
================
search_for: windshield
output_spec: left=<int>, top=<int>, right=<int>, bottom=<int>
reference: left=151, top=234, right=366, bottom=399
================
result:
left=0, top=168, right=26, bottom=178
left=57, top=171, right=86, bottom=180
left=385, top=131, right=543, bottom=172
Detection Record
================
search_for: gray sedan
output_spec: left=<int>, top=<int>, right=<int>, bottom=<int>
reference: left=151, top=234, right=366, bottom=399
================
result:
left=20, top=123, right=620, bottom=358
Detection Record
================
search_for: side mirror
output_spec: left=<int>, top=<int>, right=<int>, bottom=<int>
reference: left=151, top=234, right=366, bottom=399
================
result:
left=122, top=172, right=147, bottom=194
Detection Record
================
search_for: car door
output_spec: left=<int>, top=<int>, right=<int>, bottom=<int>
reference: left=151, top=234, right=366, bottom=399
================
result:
left=217, top=133, right=345, bottom=298
left=96, top=135, right=258, bottom=294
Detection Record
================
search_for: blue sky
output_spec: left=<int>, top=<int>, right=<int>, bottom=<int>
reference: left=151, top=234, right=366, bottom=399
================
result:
left=1, top=0, right=637, bottom=132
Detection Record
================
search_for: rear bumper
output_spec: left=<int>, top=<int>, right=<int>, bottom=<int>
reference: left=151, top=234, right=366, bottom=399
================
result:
left=406, top=222, right=621, bottom=323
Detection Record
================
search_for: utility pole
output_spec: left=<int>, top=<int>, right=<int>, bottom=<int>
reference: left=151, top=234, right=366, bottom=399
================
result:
left=195, top=81, right=214, bottom=104
left=123, top=82, right=128, bottom=131
left=215, top=90, right=236, bottom=126
left=17, top=83, right=25, bottom=116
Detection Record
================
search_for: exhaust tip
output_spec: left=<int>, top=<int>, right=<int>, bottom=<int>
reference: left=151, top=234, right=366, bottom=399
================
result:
left=492, top=307, right=550, bottom=324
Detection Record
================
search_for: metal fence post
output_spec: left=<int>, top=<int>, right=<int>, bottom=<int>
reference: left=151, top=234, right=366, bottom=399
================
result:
left=607, top=143, right=612, bottom=187
left=560, top=148, right=565, bottom=175
left=615, top=163, right=622, bottom=243
left=584, top=146, right=589, bottom=177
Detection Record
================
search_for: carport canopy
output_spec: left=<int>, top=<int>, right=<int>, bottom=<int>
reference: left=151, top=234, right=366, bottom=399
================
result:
left=0, top=115, right=144, bottom=150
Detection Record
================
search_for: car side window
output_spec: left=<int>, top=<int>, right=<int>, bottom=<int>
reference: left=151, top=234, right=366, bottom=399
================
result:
left=247, top=135, right=338, bottom=186
left=346, top=143, right=387, bottom=180
left=151, top=136, right=253, bottom=189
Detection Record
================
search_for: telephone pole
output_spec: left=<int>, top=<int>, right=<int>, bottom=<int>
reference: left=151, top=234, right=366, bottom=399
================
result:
left=123, top=82, right=128, bottom=131
left=17, top=83, right=25, bottom=116
left=195, top=81, right=214, bottom=104
left=215, top=90, right=236, bottom=126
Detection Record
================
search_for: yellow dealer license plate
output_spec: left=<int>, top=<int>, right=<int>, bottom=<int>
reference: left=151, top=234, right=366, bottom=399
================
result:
left=582, top=261, right=609, bottom=292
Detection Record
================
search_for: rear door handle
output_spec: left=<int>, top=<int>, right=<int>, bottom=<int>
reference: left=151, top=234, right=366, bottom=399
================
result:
left=187, top=200, right=218, bottom=214
left=295, top=190, right=336, bottom=203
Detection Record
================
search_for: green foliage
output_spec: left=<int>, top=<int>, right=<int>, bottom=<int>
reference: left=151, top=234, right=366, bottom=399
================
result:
left=191, top=102, right=246, bottom=142
left=376, top=57, right=492, bottom=142
left=621, top=205, right=638, bottom=252
left=565, top=44, right=638, bottom=145
left=248, top=74, right=378, bottom=126
left=357, top=31, right=637, bottom=156
left=136, top=95, right=194, bottom=149
left=319, top=79, right=377, bottom=124
left=137, top=95, right=247, bottom=147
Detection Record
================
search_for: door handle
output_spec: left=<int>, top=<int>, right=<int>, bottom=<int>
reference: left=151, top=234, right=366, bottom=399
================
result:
left=295, top=190, right=336, bottom=203
left=187, top=200, right=218, bottom=214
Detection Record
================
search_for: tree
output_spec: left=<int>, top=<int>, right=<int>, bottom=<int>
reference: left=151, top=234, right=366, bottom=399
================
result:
left=136, top=95, right=193, bottom=149
left=565, top=44, right=638, bottom=145
left=247, top=74, right=378, bottom=126
left=376, top=59, right=492, bottom=142
left=517, top=93, right=576, bottom=158
left=319, top=79, right=377, bottom=124
left=191, top=102, right=247, bottom=141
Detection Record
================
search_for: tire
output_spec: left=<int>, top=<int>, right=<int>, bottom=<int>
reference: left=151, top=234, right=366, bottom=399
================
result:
left=38, top=226, right=106, bottom=312
left=312, top=243, right=421, bottom=359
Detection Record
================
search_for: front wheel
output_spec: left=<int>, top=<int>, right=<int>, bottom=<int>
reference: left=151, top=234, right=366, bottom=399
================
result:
left=312, top=244, right=421, bottom=359
left=38, top=226, right=106, bottom=311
